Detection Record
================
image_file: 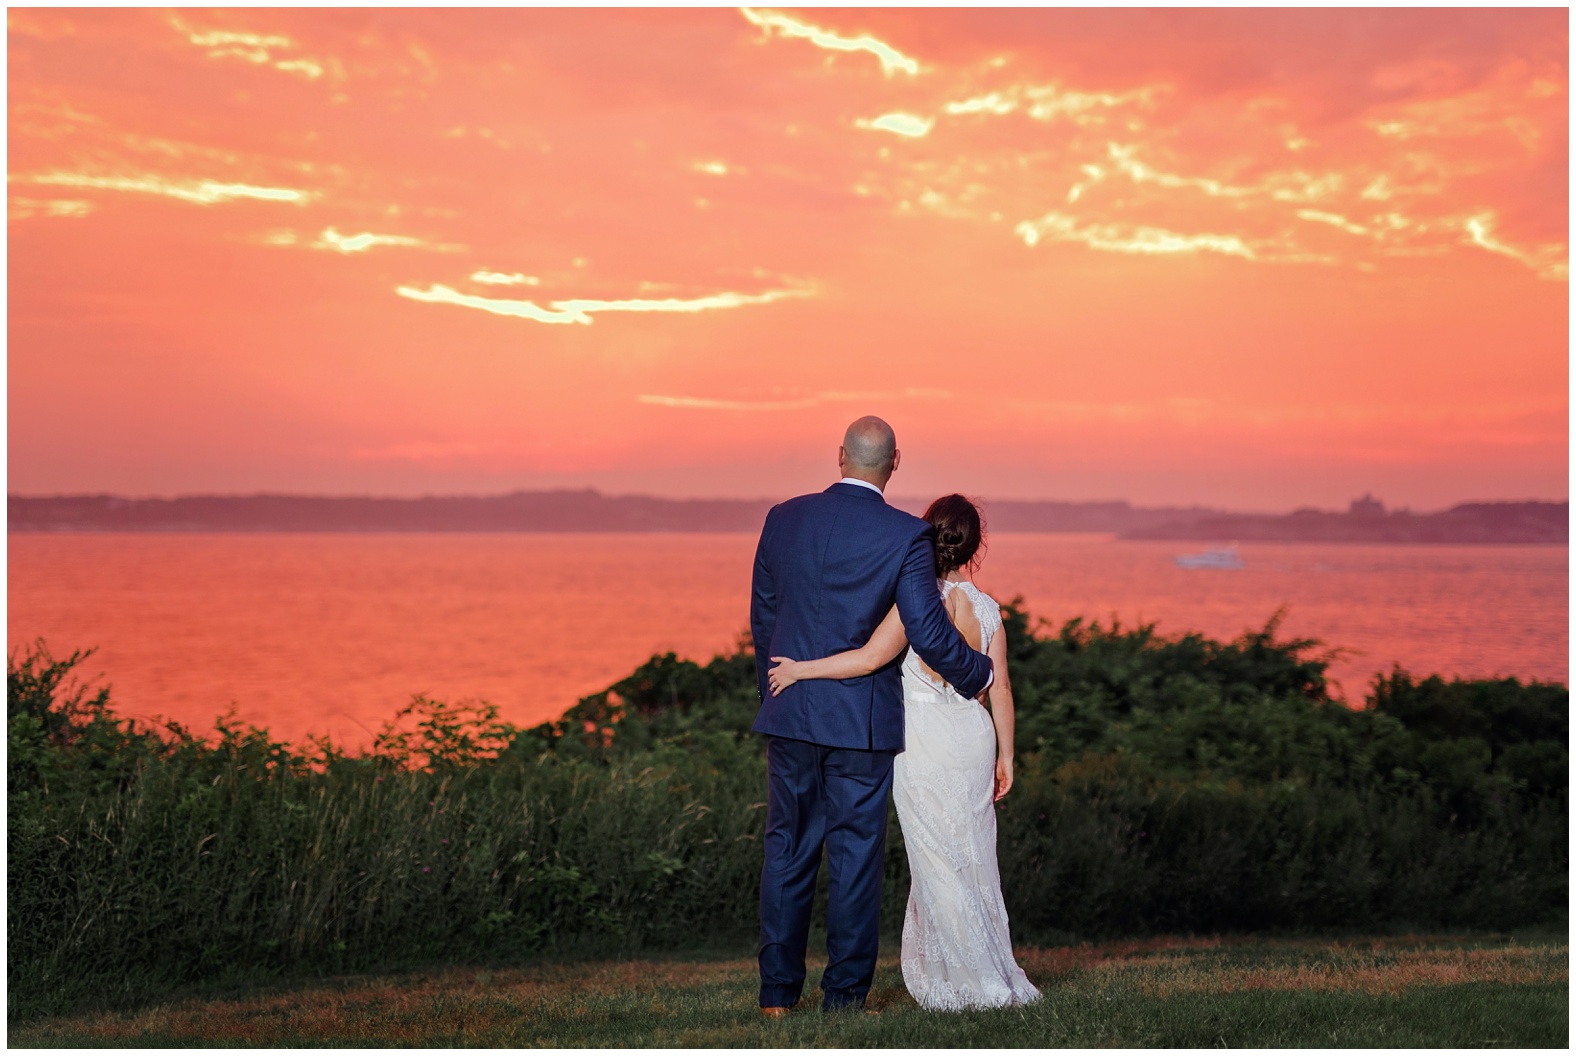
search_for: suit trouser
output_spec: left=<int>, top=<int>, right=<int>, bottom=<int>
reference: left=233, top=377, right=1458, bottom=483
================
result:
left=758, top=735, right=896, bottom=1010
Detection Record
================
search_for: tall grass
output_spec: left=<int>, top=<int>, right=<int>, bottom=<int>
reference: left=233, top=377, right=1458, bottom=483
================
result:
left=8, top=606, right=1568, bottom=1020
left=10, top=724, right=767, bottom=1013
left=994, top=756, right=1566, bottom=936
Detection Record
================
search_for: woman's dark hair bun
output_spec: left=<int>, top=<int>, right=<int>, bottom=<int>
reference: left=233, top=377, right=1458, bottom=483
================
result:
left=922, top=493, right=985, bottom=576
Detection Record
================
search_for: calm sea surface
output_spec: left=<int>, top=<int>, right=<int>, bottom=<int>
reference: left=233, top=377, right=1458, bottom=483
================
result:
left=7, top=532, right=1567, bottom=748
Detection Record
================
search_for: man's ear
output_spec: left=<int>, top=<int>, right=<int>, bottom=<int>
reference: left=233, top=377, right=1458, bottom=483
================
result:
left=891, top=449, right=902, bottom=473
left=837, top=445, right=847, bottom=472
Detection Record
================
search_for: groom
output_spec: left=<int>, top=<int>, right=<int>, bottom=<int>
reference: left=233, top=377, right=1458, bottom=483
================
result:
left=749, top=415, right=993, bottom=1014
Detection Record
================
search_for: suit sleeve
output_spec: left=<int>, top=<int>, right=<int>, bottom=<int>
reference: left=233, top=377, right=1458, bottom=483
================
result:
left=749, top=509, right=778, bottom=700
left=894, top=526, right=993, bottom=699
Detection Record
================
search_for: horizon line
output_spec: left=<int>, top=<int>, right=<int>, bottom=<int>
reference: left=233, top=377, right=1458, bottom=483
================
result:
left=7, top=488, right=1570, bottom=519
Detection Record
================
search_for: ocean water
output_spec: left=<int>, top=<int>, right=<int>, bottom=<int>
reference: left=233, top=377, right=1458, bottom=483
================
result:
left=7, top=532, right=1567, bottom=747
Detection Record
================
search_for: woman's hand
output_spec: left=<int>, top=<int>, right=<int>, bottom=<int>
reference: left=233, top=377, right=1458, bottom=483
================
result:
left=767, top=657, right=802, bottom=697
left=993, top=756, right=1014, bottom=801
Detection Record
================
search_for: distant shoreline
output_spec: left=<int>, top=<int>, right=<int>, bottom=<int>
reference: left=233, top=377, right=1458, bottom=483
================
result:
left=7, top=528, right=1570, bottom=547
left=8, top=491, right=1567, bottom=544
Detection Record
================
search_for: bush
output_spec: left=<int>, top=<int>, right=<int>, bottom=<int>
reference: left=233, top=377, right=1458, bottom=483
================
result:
left=7, top=607, right=1567, bottom=1016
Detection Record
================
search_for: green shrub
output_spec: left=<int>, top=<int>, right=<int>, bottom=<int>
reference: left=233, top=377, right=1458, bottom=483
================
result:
left=7, top=606, right=1567, bottom=1015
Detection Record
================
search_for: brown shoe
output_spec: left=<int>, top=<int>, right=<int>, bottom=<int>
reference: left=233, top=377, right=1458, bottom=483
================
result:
left=760, top=1006, right=792, bottom=1019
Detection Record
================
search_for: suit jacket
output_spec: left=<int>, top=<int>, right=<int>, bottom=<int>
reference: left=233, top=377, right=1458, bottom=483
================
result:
left=749, top=482, right=994, bottom=751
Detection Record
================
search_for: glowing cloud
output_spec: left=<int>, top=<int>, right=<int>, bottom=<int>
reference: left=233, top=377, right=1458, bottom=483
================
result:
left=396, top=285, right=584, bottom=324
left=1029, top=87, right=1156, bottom=122
left=1361, top=176, right=1395, bottom=201
left=1297, top=210, right=1370, bottom=237
left=168, top=14, right=328, bottom=80
left=395, top=282, right=815, bottom=325
left=274, top=58, right=325, bottom=79
left=740, top=8, right=920, bottom=76
left=552, top=288, right=813, bottom=319
left=944, top=92, right=1017, bottom=116
left=8, top=197, right=92, bottom=220
left=21, top=172, right=313, bottom=205
left=470, top=270, right=541, bottom=286
left=1066, top=164, right=1106, bottom=204
left=858, top=113, right=933, bottom=138
left=1106, top=144, right=1254, bottom=199
left=1104, top=144, right=1340, bottom=204
left=1365, top=75, right=1554, bottom=146
left=945, top=83, right=1156, bottom=125
left=1015, top=212, right=1257, bottom=260
left=1462, top=213, right=1568, bottom=280
left=1267, top=173, right=1343, bottom=203
left=873, top=59, right=1551, bottom=281
left=183, top=27, right=293, bottom=52
left=314, top=228, right=432, bottom=253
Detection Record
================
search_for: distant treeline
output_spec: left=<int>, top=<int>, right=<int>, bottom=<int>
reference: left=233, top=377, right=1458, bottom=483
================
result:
left=6, top=490, right=777, bottom=533
left=8, top=605, right=1567, bottom=1018
left=1128, top=501, right=1568, bottom=544
left=8, top=491, right=1567, bottom=542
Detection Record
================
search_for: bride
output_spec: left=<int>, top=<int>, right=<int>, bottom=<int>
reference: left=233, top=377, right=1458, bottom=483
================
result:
left=765, top=494, right=1040, bottom=1012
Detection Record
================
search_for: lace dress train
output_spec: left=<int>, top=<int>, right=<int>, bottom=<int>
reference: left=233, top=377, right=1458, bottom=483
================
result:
left=892, top=580, right=1041, bottom=1011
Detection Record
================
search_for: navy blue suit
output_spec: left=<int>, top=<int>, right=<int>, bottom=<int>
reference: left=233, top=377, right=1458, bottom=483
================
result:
left=749, top=482, right=992, bottom=1009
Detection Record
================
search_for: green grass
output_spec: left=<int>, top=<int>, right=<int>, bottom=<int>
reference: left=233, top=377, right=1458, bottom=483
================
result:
left=10, top=932, right=1566, bottom=1047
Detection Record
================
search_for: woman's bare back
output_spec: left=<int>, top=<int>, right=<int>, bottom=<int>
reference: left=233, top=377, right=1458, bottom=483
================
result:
left=916, top=582, right=982, bottom=685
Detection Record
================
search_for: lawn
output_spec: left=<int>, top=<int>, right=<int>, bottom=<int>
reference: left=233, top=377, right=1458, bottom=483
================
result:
left=10, top=932, right=1566, bottom=1047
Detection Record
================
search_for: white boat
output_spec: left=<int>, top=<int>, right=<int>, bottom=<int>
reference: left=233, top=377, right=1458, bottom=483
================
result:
left=1175, top=545, right=1243, bottom=570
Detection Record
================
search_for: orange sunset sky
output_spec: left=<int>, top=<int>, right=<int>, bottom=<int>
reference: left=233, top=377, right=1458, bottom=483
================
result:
left=7, top=6, right=1569, bottom=510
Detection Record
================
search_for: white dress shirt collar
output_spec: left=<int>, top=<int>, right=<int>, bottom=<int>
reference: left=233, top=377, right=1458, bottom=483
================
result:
left=837, top=477, right=885, bottom=496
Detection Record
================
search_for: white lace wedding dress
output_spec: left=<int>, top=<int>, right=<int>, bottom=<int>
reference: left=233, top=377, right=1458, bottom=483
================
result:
left=892, top=579, right=1041, bottom=1011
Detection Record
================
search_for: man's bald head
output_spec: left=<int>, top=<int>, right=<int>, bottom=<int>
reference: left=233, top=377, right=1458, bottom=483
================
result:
left=838, top=415, right=900, bottom=488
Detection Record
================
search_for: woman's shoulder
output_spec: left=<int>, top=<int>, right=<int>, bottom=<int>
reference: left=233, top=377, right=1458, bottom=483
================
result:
left=942, top=579, right=1002, bottom=613
left=970, top=583, right=1006, bottom=625
left=945, top=577, right=994, bottom=599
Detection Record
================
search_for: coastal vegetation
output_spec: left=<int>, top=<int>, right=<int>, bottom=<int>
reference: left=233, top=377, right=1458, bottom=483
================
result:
left=8, top=605, right=1568, bottom=1024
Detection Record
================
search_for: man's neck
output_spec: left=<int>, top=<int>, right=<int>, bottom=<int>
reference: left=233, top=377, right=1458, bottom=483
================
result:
left=837, top=476, right=885, bottom=496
